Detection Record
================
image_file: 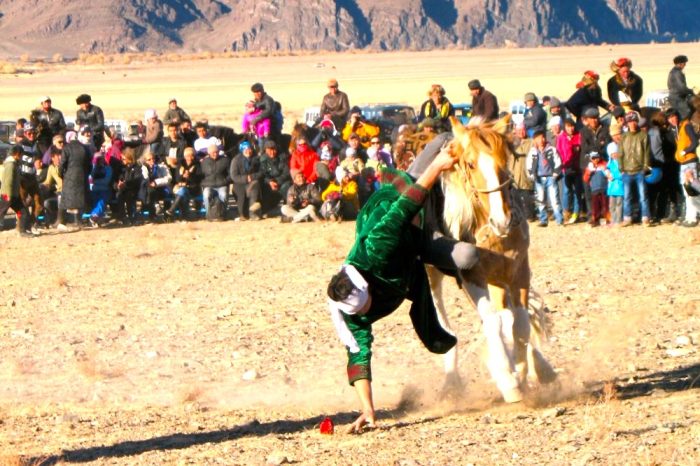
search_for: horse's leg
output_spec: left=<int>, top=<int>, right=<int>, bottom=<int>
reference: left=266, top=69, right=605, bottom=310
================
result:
left=467, top=283, right=522, bottom=403
left=426, top=265, right=463, bottom=394
left=521, top=288, right=558, bottom=386
left=510, top=286, right=531, bottom=387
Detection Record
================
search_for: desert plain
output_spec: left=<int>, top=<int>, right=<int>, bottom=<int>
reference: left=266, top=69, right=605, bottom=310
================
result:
left=0, top=43, right=699, bottom=465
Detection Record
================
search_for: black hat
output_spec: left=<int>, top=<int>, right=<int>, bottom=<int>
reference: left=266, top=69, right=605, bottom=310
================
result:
left=251, top=82, right=264, bottom=92
left=665, top=107, right=680, bottom=118
left=76, top=94, right=91, bottom=105
left=264, top=140, right=277, bottom=150
left=673, top=55, right=688, bottom=65
left=612, top=106, right=625, bottom=118
left=583, top=107, right=600, bottom=118
left=468, top=79, right=481, bottom=90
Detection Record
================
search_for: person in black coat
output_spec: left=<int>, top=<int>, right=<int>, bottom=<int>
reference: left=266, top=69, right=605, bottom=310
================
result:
left=76, top=94, right=107, bottom=148
left=200, top=143, right=230, bottom=218
left=58, top=133, right=91, bottom=227
left=259, top=140, right=291, bottom=214
left=566, top=71, right=613, bottom=123
left=113, top=149, right=143, bottom=225
left=667, top=55, right=695, bottom=120
left=230, top=141, right=263, bottom=220
left=523, top=92, right=547, bottom=137
left=606, top=58, right=643, bottom=111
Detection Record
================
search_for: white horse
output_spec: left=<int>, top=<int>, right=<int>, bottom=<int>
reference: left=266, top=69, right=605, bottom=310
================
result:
left=428, top=116, right=556, bottom=403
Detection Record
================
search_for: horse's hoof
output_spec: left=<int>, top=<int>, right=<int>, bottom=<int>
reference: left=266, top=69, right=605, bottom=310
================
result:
left=502, top=387, right=524, bottom=403
left=439, top=372, right=464, bottom=400
left=532, top=353, right=558, bottom=385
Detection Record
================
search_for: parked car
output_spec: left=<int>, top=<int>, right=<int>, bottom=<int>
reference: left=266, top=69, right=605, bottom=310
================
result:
left=645, top=90, right=669, bottom=109
left=303, top=103, right=416, bottom=141
left=0, top=120, right=15, bottom=144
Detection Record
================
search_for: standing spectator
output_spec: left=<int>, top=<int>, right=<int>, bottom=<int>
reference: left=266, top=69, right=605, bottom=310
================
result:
left=143, top=109, right=163, bottom=159
left=547, top=116, right=562, bottom=147
left=667, top=55, right=694, bottom=120
left=527, top=130, right=564, bottom=227
left=0, top=145, right=32, bottom=235
left=289, top=136, right=319, bottom=184
left=523, top=93, right=547, bottom=138
left=548, top=97, right=567, bottom=122
left=88, top=152, right=112, bottom=227
left=508, top=122, right=536, bottom=221
left=34, top=96, right=66, bottom=154
left=583, top=152, right=609, bottom=227
left=557, top=118, right=583, bottom=224
left=607, top=58, right=643, bottom=112
left=41, top=147, right=63, bottom=226
left=139, top=150, right=172, bottom=221
left=566, top=71, right=613, bottom=122
left=250, top=82, right=281, bottom=143
left=647, top=112, right=669, bottom=223
left=167, top=147, right=201, bottom=220
left=468, top=79, right=499, bottom=121
left=281, top=171, right=322, bottom=223
left=113, top=149, right=142, bottom=225
left=163, top=98, right=190, bottom=126
left=341, top=107, right=380, bottom=148
left=675, top=97, right=700, bottom=227
left=319, top=78, right=350, bottom=130
left=18, top=123, right=42, bottom=231
left=579, top=107, right=611, bottom=219
left=606, top=137, right=625, bottom=225
left=619, top=112, right=651, bottom=226
left=230, top=141, right=263, bottom=221
left=662, top=109, right=682, bottom=223
left=418, top=84, right=454, bottom=132
left=200, top=143, right=230, bottom=220
left=162, top=123, right=187, bottom=163
left=259, top=140, right=291, bottom=215
left=58, top=131, right=91, bottom=230
left=76, top=94, right=106, bottom=148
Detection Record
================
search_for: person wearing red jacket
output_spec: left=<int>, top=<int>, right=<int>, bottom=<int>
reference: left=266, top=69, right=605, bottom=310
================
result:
left=289, top=136, right=319, bottom=184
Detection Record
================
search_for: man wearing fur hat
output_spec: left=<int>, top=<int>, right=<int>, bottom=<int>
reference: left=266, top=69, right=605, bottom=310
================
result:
left=607, top=58, right=643, bottom=112
left=668, top=55, right=695, bottom=120
left=326, top=147, right=479, bottom=433
left=318, top=78, right=350, bottom=130
left=566, top=71, right=613, bottom=123
left=76, top=94, right=106, bottom=148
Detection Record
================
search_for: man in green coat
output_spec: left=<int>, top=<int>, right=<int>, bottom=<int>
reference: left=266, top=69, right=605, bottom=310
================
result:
left=327, top=146, right=478, bottom=433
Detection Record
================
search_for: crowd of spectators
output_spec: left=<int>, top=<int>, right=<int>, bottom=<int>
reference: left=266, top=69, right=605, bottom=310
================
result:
left=1, top=55, right=699, bottom=237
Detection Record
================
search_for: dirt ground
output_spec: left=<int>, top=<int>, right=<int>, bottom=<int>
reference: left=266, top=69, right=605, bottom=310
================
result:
left=1, top=44, right=700, bottom=465
left=0, top=216, right=698, bottom=465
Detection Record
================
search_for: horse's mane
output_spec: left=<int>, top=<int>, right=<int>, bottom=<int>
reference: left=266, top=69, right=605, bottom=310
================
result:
left=442, top=117, right=511, bottom=240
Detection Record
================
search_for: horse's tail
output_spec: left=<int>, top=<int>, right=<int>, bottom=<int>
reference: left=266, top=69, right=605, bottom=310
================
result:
left=527, top=288, right=550, bottom=349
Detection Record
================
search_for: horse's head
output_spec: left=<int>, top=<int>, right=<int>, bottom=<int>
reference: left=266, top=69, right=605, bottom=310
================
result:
left=444, top=115, right=513, bottom=239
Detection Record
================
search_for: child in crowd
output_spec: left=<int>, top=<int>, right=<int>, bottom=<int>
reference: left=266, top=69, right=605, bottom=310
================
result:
left=583, top=151, right=609, bottom=226
left=606, top=139, right=624, bottom=225
left=242, top=100, right=270, bottom=141
left=340, top=147, right=364, bottom=180
left=320, top=167, right=360, bottom=221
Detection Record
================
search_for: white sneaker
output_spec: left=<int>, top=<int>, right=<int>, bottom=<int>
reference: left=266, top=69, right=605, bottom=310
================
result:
left=30, top=226, right=41, bottom=236
left=57, top=224, right=69, bottom=232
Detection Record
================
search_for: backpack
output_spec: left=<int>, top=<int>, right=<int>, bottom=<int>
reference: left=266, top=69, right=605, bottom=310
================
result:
left=207, top=194, right=225, bottom=221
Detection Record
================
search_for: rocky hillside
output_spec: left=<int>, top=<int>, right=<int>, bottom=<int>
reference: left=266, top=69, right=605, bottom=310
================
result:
left=0, top=0, right=697, bottom=58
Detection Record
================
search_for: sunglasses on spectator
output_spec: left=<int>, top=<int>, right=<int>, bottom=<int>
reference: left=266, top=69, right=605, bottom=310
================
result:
left=55, top=140, right=65, bottom=144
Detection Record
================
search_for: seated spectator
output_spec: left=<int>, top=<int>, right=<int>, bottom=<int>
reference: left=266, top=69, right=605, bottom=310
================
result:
left=320, top=167, right=360, bottom=221
left=344, top=132, right=367, bottom=162
left=314, top=141, right=340, bottom=192
left=89, top=152, right=113, bottom=227
left=179, top=119, right=197, bottom=148
left=281, top=171, right=322, bottom=223
left=140, top=151, right=172, bottom=221
left=364, top=137, right=393, bottom=192
left=163, top=98, right=190, bottom=126
left=193, top=122, right=220, bottom=158
left=341, top=107, right=380, bottom=148
left=469, top=79, right=499, bottom=122
left=200, top=143, right=229, bottom=220
left=259, top=140, right=291, bottom=215
left=230, top=141, right=263, bottom=221
left=392, top=138, right=415, bottom=171
left=290, top=136, right=319, bottom=184
left=167, top=147, right=201, bottom=220
left=418, top=84, right=455, bottom=132
left=311, top=118, right=344, bottom=153
left=162, top=123, right=187, bottom=163
left=340, top=146, right=365, bottom=180
left=113, top=149, right=143, bottom=225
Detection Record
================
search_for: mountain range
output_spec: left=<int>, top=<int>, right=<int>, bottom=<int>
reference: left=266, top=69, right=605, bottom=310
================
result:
left=0, top=0, right=697, bottom=58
